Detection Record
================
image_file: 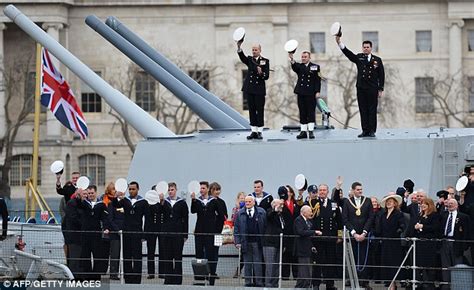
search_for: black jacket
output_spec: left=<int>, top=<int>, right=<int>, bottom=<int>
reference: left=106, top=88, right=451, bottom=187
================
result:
left=252, top=192, right=274, bottom=212
left=191, top=197, right=222, bottom=234
left=238, top=50, right=270, bottom=95
left=112, top=196, right=149, bottom=234
left=262, top=208, right=290, bottom=248
left=108, top=201, right=125, bottom=240
left=64, top=196, right=84, bottom=245
left=293, top=215, right=316, bottom=257
left=341, top=46, right=384, bottom=91
left=342, top=196, right=374, bottom=234
left=79, top=200, right=111, bottom=240
left=440, top=211, right=471, bottom=256
left=161, top=198, right=189, bottom=238
left=313, top=198, right=342, bottom=237
left=291, top=61, right=321, bottom=96
left=144, top=203, right=162, bottom=234
left=375, top=209, right=406, bottom=238
left=56, top=182, right=76, bottom=202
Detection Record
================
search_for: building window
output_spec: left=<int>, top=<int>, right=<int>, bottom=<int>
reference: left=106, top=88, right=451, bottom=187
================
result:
left=79, top=154, right=105, bottom=186
left=9, top=154, right=41, bottom=186
left=469, top=77, right=474, bottom=112
left=65, top=154, right=70, bottom=179
left=309, top=32, right=325, bottom=54
left=189, top=70, right=210, bottom=90
left=242, top=69, right=248, bottom=110
left=362, top=31, right=379, bottom=52
left=415, top=77, right=434, bottom=113
left=468, top=30, right=474, bottom=52
left=81, top=71, right=102, bottom=113
left=416, top=30, right=432, bottom=52
left=135, top=72, right=156, bottom=112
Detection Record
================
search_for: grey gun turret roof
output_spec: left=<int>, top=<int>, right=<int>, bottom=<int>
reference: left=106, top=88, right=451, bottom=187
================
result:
left=85, top=15, right=246, bottom=130
left=105, top=16, right=250, bottom=130
left=3, top=4, right=175, bottom=139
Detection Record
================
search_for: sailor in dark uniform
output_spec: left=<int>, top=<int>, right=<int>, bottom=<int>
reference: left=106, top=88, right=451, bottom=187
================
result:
left=0, top=196, right=8, bottom=240
left=237, top=40, right=270, bottom=140
left=113, top=181, right=149, bottom=284
left=160, top=182, right=189, bottom=285
left=312, top=184, right=342, bottom=290
left=251, top=179, right=274, bottom=211
left=79, top=185, right=111, bottom=281
left=144, top=192, right=162, bottom=279
left=336, top=36, right=384, bottom=138
left=289, top=51, right=322, bottom=139
left=191, top=181, right=216, bottom=282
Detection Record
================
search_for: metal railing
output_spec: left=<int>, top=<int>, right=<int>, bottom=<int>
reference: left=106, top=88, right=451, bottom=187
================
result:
left=1, top=224, right=474, bottom=289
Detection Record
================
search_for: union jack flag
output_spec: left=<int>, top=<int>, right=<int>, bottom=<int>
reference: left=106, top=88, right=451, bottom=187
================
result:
left=40, top=48, right=88, bottom=139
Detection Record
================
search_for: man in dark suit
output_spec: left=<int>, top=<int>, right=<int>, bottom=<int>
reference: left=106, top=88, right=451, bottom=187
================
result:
left=440, top=198, right=470, bottom=289
left=237, top=40, right=270, bottom=140
left=312, top=184, right=342, bottom=290
left=336, top=35, right=385, bottom=138
left=342, top=181, right=374, bottom=288
left=294, top=205, right=318, bottom=288
left=234, top=195, right=267, bottom=287
left=289, top=51, right=322, bottom=139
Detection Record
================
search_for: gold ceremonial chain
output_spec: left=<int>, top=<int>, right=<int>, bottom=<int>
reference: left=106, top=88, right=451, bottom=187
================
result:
left=348, top=196, right=365, bottom=216
left=309, top=199, right=320, bottom=218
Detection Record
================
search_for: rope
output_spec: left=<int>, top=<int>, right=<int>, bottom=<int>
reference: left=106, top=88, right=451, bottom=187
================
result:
left=355, top=232, right=372, bottom=272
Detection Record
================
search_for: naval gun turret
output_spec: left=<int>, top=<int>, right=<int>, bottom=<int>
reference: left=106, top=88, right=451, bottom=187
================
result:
left=5, top=5, right=474, bottom=220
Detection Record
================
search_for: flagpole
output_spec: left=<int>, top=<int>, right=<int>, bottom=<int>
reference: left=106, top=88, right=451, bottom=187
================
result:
left=30, top=42, right=41, bottom=219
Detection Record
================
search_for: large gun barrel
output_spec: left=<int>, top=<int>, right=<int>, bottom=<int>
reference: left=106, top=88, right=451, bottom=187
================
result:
left=3, top=5, right=175, bottom=138
left=105, top=16, right=250, bottom=129
left=85, top=15, right=245, bottom=130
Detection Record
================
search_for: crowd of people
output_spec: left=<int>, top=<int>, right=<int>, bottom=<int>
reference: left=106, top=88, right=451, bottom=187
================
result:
left=53, top=166, right=474, bottom=289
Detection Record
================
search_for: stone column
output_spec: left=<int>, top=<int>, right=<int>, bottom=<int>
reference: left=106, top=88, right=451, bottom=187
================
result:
left=0, top=23, right=6, bottom=139
left=42, top=22, right=64, bottom=139
left=448, top=19, right=464, bottom=77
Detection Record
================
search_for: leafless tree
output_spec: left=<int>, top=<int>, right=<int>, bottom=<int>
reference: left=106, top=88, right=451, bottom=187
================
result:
left=0, top=52, right=35, bottom=198
left=108, top=59, right=235, bottom=154
left=422, top=72, right=471, bottom=128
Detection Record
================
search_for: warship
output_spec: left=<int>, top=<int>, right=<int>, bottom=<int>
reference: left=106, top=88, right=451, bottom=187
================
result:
left=2, top=4, right=474, bottom=289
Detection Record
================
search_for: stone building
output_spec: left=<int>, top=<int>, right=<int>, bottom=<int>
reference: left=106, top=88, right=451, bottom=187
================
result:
left=0, top=0, right=473, bottom=199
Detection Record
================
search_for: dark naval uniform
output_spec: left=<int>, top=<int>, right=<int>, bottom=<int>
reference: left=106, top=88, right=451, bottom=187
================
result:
left=312, top=198, right=342, bottom=289
left=144, top=203, right=162, bottom=277
left=79, top=199, right=111, bottom=281
left=113, top=196, right=149, bottom=284
left=161, top=197, right=189, bottom=285
left=291, top=61, right=322, bottom=138
left=191, top=196, right=222, bottom=284
left=340, top=45, right=384, bottom=136
left=252, top=191, right=274, bottom=212
left=238, top=49, right=270, bottom=137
